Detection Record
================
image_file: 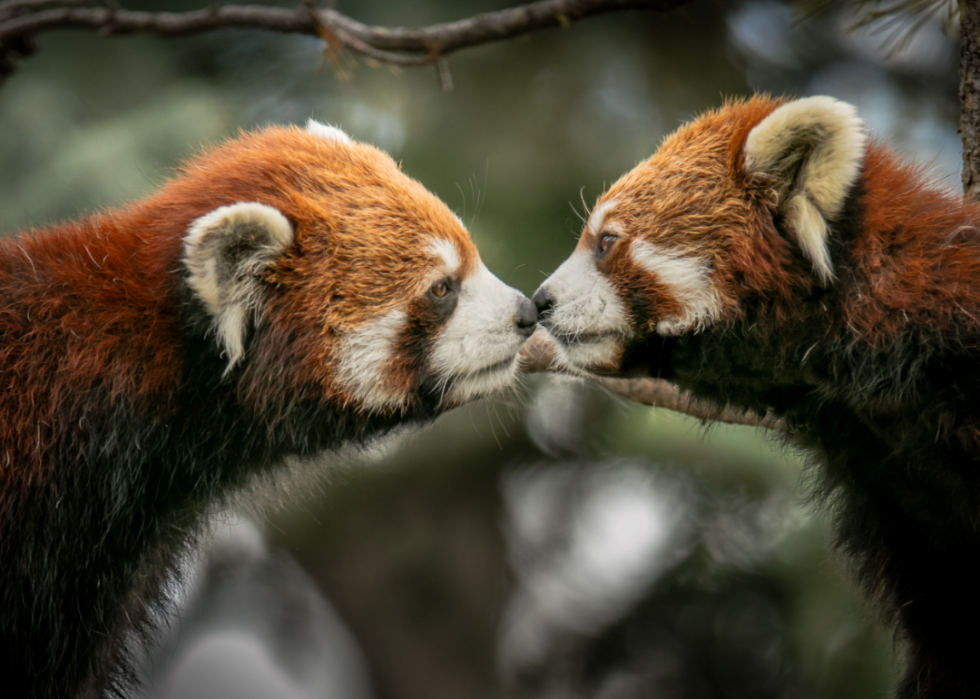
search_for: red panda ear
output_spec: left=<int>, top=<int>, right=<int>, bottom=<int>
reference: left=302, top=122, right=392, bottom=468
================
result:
left=306, top=118, right=353, bottom=144
left=743, top=96, right=866, bottom=285
left=183, top=202, right=294, bottom=373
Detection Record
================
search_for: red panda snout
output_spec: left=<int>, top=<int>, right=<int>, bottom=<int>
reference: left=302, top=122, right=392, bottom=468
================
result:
left=533, top=246, right=632, bottom=374
left=327, top=236, right=535, bottom=411
left=534, top=193, right=726, bottom=375
left=428, top=256, right=537, bottom=405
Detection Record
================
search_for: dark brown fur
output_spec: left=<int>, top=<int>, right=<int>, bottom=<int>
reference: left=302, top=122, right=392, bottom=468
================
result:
left=545, top=96, right=980, bottom=698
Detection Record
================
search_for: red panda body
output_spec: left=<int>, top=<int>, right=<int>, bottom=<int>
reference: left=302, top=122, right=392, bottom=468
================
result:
left=0, top=122, right=536, bottom=698
left=535, top=96, right=980, bottom=698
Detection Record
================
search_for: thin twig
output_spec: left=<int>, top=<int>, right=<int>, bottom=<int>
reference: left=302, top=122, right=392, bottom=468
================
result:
left=435, top=57, right=453, bottom=91
left=597, top=376, right=785, bottom=430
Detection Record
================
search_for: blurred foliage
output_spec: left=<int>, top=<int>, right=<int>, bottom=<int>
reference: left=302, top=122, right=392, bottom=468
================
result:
left=2, top=0, right=961, bottom=697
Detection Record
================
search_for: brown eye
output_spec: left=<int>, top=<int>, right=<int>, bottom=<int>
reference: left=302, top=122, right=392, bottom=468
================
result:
left=430, top=279, right=451, bottom=299
left=598, top=233, right=619, bottom=256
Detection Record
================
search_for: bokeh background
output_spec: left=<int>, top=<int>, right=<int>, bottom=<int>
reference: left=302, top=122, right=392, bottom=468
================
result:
left=0, top=1, right=963, bottom=697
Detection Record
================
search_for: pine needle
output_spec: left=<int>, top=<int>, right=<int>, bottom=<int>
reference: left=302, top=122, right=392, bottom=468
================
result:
left=795, top=0, right=958, bottom=53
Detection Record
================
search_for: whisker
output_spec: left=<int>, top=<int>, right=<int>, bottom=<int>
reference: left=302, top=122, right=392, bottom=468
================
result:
left=455, top=181, right=468, bottom=222
left=579, top=187, right=593, bottom=220
left=485, top=400, right=502, bottom=449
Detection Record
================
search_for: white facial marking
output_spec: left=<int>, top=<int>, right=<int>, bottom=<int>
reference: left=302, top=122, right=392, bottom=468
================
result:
left=306, top=118, right=354, bottom=144
left=537, top=251, right=629, bottom=370
left=630, top=240, right=723, bottom=336
left=428, top=238, right=461, bottom=277
left=588, top=198, right=618, bottom=237
left=744, top=96, right=865, bottom=284
left=430, top=261, right=528, bottom=404
left=183, top=202, right=293, bottom=374
left=336, top=308, right=408, bottom=411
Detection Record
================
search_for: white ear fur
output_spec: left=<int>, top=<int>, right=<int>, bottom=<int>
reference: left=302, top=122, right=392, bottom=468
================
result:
left=744, top=96, right=866, bottom=284
left=183, top=202, right=293, bottom=374
left=306, top=118, right=353, bottom=144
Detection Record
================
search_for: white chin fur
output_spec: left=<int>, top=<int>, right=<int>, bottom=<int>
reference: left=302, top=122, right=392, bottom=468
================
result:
left=446, top=356, right=522, bottom=405
left=549, top=334, right=622, bottom=374
left=536, top=252, right=629, bottom=370
left=430, top=262, right=528, bottom=404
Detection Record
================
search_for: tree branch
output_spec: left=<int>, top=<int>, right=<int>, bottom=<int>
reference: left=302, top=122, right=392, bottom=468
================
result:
left=520, top=332, right=785, bottom=432
left=0, top=0, right=693, bottom=80
left=962, top=0, right=980, bottom=200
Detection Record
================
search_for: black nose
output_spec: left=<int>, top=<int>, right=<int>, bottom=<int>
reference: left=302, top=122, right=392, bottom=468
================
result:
left=516, top=296, right=538, bottom=338
left=532, top=287, right=554, bottom=321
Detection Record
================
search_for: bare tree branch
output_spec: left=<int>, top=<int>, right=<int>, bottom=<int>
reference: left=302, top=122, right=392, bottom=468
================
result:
left=0, top=0, right=693, bottom=80
left=962, top=0, right=980, bottom=200
left=520, top=332, right=785, bottom=431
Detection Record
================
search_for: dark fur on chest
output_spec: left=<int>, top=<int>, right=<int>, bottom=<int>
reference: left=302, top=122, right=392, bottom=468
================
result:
left=664, top=283, right=980, bottom=697
left=0, top=292, right=440, bottom=699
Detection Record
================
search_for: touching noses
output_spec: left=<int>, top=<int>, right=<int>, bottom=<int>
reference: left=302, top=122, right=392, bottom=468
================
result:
left=531, top=287, right=554, bottom=321
left=516, top=295, right=538, bottom=337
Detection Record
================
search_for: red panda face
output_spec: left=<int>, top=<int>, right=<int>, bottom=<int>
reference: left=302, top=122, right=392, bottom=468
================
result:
left=175, top=121, right=536, bottom=415
left=534, top=96, right=866, bottom=380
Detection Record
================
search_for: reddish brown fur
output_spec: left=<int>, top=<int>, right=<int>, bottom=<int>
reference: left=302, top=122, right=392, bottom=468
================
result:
left=0, top=124, right=492, bottom=699
left=844, top=145, right=980, bottom=343
left=0, top=213, right=183, bottom=489
left=159, top=128, right=478, bottom=404
left=594, top=97, right=803, bottom=327
left=567, top=96, right=980, bottom=698
left=0, top=126, right=480, bottom=486
left=594, top=96, right=980, bottom=343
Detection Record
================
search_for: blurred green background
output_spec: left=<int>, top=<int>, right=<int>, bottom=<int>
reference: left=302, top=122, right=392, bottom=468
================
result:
left=1, top=1, right=962, bottom=697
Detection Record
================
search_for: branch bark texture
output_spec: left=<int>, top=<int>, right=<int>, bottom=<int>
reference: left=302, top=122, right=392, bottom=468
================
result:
left=0, top=0, right=692, bottom=77
left=961, top=0, right=980, bottom=199
left=520, top=332, right=784, bottom=431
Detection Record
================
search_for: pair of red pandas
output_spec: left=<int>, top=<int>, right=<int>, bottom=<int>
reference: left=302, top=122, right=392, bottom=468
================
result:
left=0, top=94, right=974, bottom=698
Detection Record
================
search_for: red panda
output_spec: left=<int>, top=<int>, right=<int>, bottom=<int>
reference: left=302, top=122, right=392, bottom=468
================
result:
left=533, top=95, right=980, bottom=699
left=0, top=120, right=537, bottom=699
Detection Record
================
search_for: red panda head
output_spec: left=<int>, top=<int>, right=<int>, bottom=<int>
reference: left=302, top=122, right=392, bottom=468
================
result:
left=533, top=95, right=867, bottom=380
left=166, top=120, right=536, bottom=415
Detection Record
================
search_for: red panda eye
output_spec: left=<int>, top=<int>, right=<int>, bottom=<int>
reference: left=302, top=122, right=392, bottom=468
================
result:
left=598, top=233, right=619, bottom=255
left=430, top=279, right=451, bottom=299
